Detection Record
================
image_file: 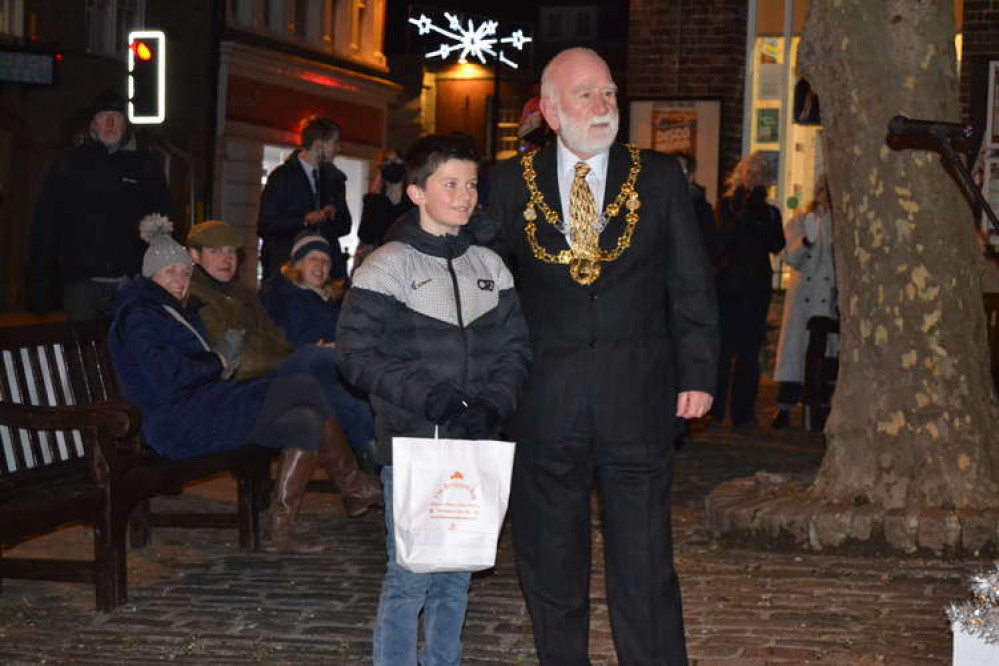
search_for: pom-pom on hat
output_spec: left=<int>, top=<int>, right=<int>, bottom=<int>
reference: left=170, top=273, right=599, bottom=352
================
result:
left=186, top=219, right=242, bottom=249
left=139, top=214, right=192, bottom=278
left=290, top=230, right=331, bottom=263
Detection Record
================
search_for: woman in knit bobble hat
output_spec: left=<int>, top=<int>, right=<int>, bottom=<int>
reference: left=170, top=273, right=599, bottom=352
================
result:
left=107, top=215, right=338, bottom=553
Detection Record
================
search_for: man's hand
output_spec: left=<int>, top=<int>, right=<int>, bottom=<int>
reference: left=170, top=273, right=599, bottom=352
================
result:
left=676, top=391, right=713, bottom=419
left=304, top=209, right=325, bottom=226
left=320, top=204, right=335, bottom=219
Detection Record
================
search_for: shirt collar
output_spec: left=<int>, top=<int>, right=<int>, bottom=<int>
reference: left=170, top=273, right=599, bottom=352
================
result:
left=556, top=136, right=609, bottom=180
left=298, top=154, right=317, bottom=175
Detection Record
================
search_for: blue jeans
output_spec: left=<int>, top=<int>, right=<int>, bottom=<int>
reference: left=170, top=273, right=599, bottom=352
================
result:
left=273, top=345, right=374, bottom=456
left=373, top=466, right=471, bottom=666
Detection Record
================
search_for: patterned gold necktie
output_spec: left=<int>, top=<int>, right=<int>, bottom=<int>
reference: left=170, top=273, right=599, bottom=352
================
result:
left=569, top=161, right=599, bottom=259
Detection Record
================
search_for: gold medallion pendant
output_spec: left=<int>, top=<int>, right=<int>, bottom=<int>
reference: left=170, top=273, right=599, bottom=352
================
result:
left=569, top=257, right=601, bottom=285
left=520, top=145, right=643, bottom=286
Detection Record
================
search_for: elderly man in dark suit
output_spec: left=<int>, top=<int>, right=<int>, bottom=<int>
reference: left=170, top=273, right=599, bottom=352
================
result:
left=258, top=117, right=352, bottom=280
left=483, top=47, right=719, bottom=665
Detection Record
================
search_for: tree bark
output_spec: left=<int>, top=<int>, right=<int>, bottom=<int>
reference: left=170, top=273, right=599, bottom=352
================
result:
left=799, top=0, right=999, bottom=509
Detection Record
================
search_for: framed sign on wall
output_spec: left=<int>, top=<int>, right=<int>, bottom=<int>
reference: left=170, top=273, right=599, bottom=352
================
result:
left=629, top=99, right=722, bottom=205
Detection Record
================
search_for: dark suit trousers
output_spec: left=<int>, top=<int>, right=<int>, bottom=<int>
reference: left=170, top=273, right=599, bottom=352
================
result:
left=511, top=412, right=688, bottom=665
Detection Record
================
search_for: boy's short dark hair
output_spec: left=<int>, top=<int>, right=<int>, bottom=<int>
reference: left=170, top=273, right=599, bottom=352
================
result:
left=405, top=133, right=479, bottom=188
left=301, top=118, right=341, bottom=149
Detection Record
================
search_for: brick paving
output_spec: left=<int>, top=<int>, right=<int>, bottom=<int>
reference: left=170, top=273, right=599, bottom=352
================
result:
left=0, top=385, right=985, bottom=664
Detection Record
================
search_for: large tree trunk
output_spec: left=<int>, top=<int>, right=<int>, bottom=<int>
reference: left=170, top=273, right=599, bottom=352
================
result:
left=799, top=0, right=999, bottom=510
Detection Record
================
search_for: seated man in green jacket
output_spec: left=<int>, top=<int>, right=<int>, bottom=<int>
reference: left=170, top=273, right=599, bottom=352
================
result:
left=184, top=220, right=381, bottom=543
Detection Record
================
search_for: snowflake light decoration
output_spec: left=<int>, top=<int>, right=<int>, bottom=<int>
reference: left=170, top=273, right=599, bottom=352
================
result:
left=409, top=12, right=532, bottom=69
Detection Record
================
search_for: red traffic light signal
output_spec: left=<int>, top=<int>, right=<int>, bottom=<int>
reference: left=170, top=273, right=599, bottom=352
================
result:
left=131, top=41, right=152, bottom=61
left=127, top=30, right=166, bottom=124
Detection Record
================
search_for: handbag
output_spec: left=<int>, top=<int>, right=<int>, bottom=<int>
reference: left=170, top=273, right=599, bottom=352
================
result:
left=391, top=429, right=515, bottom=574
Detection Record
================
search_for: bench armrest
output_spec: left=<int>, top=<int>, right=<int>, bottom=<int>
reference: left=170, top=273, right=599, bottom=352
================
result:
left=0, top=399, right=140, bottom=438
left=0, top=399, right=144, bottom=478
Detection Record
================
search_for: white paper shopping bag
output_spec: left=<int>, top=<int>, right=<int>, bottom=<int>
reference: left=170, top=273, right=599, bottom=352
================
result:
left=391, top=432, right=515, bottom=574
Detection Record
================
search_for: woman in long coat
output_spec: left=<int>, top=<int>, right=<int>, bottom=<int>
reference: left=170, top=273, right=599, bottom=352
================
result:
left=771, top=175, right=837, bottom=427
left=710, top=152, right=786, bottom=428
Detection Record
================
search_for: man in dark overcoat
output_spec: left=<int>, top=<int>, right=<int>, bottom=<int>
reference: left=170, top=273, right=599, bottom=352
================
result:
left=258, top=117, right=352, bottom=280
left=483, top=47, right=719, bottom=665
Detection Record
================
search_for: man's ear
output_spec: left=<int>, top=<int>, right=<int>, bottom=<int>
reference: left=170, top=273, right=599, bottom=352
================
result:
left=407, top=183, right=425, bottom=204
left=187, top=247, right=199, bottom=264
left=540, top=97, right=560, bottom=132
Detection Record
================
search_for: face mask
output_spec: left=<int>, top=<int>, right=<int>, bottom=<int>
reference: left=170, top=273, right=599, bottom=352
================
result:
left=381, top=162, right=406, bottom=184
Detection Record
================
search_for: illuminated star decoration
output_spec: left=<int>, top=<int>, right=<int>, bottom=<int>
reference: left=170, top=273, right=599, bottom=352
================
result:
left=408, top=12, right=533, bottom=69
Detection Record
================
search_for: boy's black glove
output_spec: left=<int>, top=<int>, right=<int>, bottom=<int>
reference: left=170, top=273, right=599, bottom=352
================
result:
left=446, top=399, right=500, bottom=439
left=425, top=382, right=468, bottom=424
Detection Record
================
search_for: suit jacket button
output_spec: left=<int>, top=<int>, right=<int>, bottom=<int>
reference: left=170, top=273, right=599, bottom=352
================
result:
left=588, top=340, right=596, bottom=349
left=590, top=292, right=598, bottom=301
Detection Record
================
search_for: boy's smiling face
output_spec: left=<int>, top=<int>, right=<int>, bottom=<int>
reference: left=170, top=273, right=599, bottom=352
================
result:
left=408, top=159, right=478, bottom=236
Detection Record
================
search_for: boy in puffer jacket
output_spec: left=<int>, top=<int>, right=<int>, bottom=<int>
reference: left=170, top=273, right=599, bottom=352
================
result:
left=335, top=134, right=530, bottom=666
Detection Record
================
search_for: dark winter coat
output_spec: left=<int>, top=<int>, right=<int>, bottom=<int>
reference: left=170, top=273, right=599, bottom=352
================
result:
left=108, top=277, right=269, bottom=461
left=483, top=143, right=719, bottom=442
left=28, top=140, right=175, bottom=312
left=357, top=192, right=413, bottom=247
left=257, top=150, right=351, bottom=280
left=716, top=185, right=786, bottom=297
left=335, top=211, right=531, bottom=463
left=259, top=273, right=341, bottom=347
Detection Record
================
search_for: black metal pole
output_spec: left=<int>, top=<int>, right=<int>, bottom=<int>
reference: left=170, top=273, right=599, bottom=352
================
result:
left=937, top=139, right=999, bottom=236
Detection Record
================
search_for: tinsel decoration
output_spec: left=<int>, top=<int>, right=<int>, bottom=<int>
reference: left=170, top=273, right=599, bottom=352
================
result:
left=947, top=563, right=999, bottom=645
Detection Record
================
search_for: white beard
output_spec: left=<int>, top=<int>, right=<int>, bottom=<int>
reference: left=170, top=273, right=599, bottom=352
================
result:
left=557, top=108, right=619, bottom=157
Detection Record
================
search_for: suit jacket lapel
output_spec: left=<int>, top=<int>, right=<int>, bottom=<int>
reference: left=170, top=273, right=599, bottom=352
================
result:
left=600, top=143, right=629, bottom=251
left=534, top=144, right=569, bottom=252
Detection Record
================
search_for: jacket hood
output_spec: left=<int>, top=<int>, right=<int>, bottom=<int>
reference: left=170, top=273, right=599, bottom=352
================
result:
left=397, top=208, right=474, bottom=259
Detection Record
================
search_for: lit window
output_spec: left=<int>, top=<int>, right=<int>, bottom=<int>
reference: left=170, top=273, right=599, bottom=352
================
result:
left=86, top=0, right=145, bottom=56
left=0, top=0, right=23, bottom=41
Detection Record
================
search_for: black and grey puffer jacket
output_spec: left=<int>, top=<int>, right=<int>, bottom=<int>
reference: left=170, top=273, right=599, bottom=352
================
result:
left=335, top=211, right=531, bottom=464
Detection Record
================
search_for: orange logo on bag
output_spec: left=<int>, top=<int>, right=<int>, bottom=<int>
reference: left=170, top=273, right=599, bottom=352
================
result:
left=450, top=471, right=464, bottom=480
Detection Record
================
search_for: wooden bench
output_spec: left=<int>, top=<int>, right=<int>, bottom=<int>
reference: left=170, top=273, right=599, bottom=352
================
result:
left=0, top=321, right=274, bottom=612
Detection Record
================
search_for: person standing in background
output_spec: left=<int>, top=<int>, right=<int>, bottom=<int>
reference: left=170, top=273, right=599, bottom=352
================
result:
left=28, top=90, right=174, bottom=321
left=258, top=117, right=352, bottom=281
left=711, top=152, right=786, bottom=429
left=771, top=175, right=837, bottom=428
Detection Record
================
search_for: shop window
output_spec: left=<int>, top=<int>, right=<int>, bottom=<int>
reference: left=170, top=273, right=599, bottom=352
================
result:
left=292, top=0, right=309, bottom=39
left=350, top=0, right=366, bottom=51
left=229, top=0, right=253, bottom=26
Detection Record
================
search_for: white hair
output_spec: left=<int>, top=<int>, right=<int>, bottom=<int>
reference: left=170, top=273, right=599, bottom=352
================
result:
left=540, top=47, right=607, bottom=102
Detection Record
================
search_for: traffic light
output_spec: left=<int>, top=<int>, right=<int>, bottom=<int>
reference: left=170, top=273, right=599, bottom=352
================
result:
left=127, top=30, right=166, bottom=124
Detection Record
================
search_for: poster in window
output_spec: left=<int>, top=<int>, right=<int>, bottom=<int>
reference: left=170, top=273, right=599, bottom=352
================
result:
left=756, top=108, right=780, bottom=144
left=651, top=104, right=698, bottom=155
left=987, top=62, right=999, bottom=147
left=629, top=100, right=722, bottom=205
left=983, top=158, right=999, bottom=247
left=760, top=151, right=780, bottom=184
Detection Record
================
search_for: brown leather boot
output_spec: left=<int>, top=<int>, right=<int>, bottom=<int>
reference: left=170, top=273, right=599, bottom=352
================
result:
left=263, top=448, right=327, bottom=554
left=318, top=419, right=383, bottom=518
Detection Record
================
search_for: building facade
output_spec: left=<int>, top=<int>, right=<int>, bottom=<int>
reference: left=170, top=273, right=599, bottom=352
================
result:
left=217, top=0, right=398, bottom=283
left=0, top=0, right=395, bottom=311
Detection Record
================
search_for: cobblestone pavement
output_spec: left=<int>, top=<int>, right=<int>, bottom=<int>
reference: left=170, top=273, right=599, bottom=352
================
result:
left=0, top=386, right=985, bottom=664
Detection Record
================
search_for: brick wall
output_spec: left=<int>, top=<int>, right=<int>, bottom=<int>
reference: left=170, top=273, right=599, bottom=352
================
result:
left=960, top=0, right=998, bottom=125
left=627, top=0, right=748, bottom=191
